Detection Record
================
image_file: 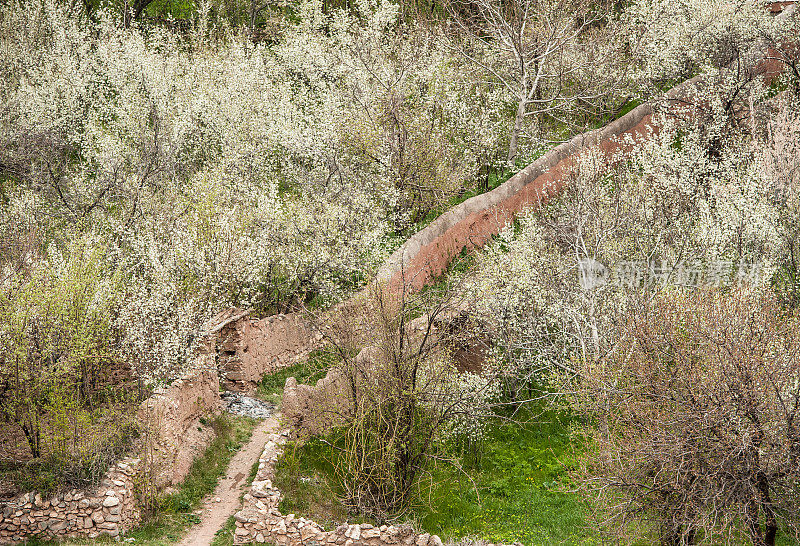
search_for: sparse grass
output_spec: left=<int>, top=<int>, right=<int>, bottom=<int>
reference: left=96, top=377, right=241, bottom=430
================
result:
left=210, top=515, right=236, bottom=546
left=20, top=413, right=257, bottom=546
left=158, top=414, right=256, bottom=516
left=210, top=451, right=264, bottom=546
left=257, top=351, right=332, bottom=405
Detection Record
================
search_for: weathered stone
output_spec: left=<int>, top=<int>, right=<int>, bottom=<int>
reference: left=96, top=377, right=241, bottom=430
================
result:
left=362, top=528, right=380, bottom=539
left=102, top=496, right=120, bottom=508
left=48, top=519, right=68, bottom=532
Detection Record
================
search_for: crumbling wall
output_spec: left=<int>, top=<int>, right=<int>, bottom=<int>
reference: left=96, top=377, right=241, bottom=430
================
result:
left=281, top=366, right=353, bottom=437
left=214, top=312, right=321, bottom=393
left=137, top=358, right=223, bottom=489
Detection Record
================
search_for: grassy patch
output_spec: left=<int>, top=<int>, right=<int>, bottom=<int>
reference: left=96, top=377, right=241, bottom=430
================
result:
left=210, top=515, right=237, bottom=546
left=20, top=413, right=257, bottom=546
left=414, top=406, right=594, bottom=545
left=273, top=438, right=352, bottom=529
left=257, top=351, right=333, bottom=405
left=270, top=403, right=592, bottom=545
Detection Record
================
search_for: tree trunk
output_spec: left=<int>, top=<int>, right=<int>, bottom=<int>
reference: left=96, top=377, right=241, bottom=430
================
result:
left=508, top=98, right=527, bottom=163
left=757, top=471, right=778, bottom=546
left=21, top=419, right=41, bottom=459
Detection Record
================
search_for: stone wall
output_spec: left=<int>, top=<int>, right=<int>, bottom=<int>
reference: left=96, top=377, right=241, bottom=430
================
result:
left=0, top=457, right=140, bottom=542
left=0, top=362, right=222, bottom=544
left=233, top=425, right=517, bottom=546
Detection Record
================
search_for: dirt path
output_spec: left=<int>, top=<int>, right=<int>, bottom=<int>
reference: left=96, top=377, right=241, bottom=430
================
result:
left=178, top=415, right=281, bottom=546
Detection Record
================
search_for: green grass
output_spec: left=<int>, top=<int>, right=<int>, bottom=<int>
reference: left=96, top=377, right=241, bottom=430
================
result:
left=414, top=407, right=594, bottom=545
left=273, top=438, right=352, bottom=530
left=20, top=413, right=257, bottom=546
left=157, top=414, right=256, bottom=515
left=270, top=402, right=593, bottom=545
left=210, top=516, right=237, bottom=546
left=257, top=350, right=333, bottom=405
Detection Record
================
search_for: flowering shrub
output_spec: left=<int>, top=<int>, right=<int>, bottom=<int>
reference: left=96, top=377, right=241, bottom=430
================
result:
left=0, top=241, right=137, bottom=477
left=624, top=0, right=786, bottom=90
left=0, top=0, right=515, bottom=388
left=468, top=89, right=797, bottom=388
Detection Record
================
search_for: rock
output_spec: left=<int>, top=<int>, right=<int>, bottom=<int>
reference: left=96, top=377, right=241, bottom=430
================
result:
left=102, top=496, right=120, bottom=508
left=347, top=525, right=361, bottom=540
left=362, top=528, right=380, bottom=539
left=221, top=391, right=274, bottom=419
left=48, top=519, right=68, bottom=532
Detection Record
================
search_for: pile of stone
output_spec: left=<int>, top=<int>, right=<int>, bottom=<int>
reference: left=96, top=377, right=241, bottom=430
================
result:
left=0, top=458, right=140, bottom=543
left=222, top=391, right=275, bottom=419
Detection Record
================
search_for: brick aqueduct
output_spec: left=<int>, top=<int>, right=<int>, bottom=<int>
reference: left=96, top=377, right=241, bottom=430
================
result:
left=1, top=4, right=797, bottom=542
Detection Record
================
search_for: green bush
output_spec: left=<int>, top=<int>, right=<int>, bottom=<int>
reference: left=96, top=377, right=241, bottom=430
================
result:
left=0, top=244, right=138, bottom=494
